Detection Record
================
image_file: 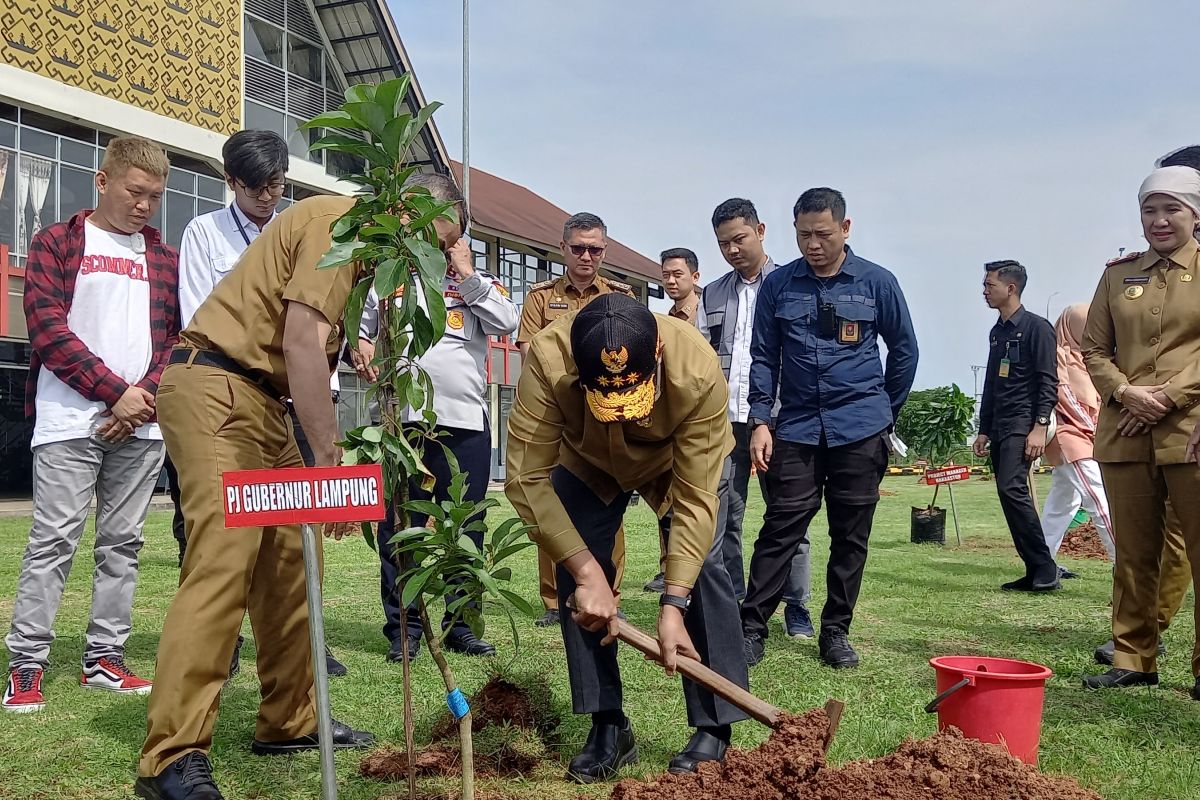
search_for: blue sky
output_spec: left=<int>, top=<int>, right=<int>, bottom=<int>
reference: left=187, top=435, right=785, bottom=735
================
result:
left=390, top=0, right=1200, bottom=392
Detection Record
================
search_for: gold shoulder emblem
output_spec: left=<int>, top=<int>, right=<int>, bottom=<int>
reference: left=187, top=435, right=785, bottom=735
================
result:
left=600, top=346, right=629, bottom=374
left=529, top=279, right=558, bottom=292
left=1106, top=251, right=1143, bottom=267
left=604, top=278, right=634, bottom=295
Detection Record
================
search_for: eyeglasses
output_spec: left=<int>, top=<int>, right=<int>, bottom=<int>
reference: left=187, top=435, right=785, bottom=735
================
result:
left=568, top=244, right=606, bottom=258
left=235, top=180, right=287, bottom=199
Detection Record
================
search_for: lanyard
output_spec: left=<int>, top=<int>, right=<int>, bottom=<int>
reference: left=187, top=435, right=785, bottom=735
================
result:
left=229, top=205, right=252, bottom=248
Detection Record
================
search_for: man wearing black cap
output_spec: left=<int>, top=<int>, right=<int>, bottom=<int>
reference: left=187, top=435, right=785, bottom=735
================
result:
left=506, top=294, right=746, bottom=782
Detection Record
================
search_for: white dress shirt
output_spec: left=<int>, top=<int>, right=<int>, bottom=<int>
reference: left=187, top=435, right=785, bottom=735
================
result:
left=177, top=202, right=339, bottom=392
left=697, top=257, right=776, bottom=423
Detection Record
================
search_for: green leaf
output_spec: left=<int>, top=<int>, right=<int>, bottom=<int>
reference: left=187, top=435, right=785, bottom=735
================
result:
left=370, top=214, right=402, bottom=233
left=343, top=101, right=389, bottom=139
left=372, top=75, right=412, bottom=117
left=344, top=83, right=376, bottom=104
left=493, top=542, right=534, bottom=564
left=400, top=563, right=438, bottom=608
left=498, top=589, right=539, bottom=619
left=406, top=101, right=443, bottom=150
left=317, top=239, right=365, bottom=270
left=373, top=259, right=404, bottom=300
left=403, top=500, right=446, bottom=520
left=331, top=213, right=360, bottom=242
left=344, top=279, right=371, bottom=350
left=403, top=236, right=448, bottom=283
left=361, top=426, right=383, bottom=443
left=381, top=113, right=415, bottom=161
left=310, top=134, right=380, bottom=161
left=299, top=110, right=358, bottom=130
left=360, top=521, right=377, bottom=552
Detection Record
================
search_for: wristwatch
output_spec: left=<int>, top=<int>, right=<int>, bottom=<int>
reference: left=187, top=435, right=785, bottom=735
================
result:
left=659, top=593, right=690, bottom=616
left=1035, top=415, right=1050, bottom=426
left=1115, top=383, right=1130, bottom=403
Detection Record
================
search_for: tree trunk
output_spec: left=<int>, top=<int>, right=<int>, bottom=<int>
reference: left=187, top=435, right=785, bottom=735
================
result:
left=419, top=599, right=474, bottom=800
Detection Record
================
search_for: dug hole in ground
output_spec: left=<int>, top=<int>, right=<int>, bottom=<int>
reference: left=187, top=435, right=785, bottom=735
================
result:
left=358, top=676, right=1102, bottom=800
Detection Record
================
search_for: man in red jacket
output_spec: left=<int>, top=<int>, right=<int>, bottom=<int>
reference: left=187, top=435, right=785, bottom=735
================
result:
left=2, top=137, right=179, bottom=713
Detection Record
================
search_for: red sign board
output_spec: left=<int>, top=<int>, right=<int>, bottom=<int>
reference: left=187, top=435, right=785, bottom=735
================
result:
left=222, top=465, right=387, bottom=528
left=925, top=465, right=971, bottom=486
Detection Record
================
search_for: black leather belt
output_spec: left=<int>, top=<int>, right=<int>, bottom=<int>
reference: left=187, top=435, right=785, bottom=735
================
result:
left=168, top=348, right=281, bottom=401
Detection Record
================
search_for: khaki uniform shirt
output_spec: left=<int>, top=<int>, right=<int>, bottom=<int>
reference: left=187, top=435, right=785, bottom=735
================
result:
left=668, top=291, right=700, bottom=325
left=516, top=274, right=634, bottom=344
left=181, top=195, right=359, bottom=397
left=1082, top=237, right=1200, bottom=464
left=505, top=314, right=733, bottom=589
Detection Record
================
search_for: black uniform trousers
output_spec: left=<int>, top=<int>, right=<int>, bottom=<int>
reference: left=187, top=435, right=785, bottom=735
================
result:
left=990, top=432, right=1056, bottom=583
left=551, top=465, right=748, bottom=729
left=163, top=457, right=187, bottom=558
left=376, top=424, right=491, bottom=644
left=741, top=433, right=888, bottom=640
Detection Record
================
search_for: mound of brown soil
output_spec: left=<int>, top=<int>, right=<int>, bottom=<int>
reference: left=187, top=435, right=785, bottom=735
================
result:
left=361, top=745, right=459, bottom=781
left=430, top=675, right=558, bottom=740
left=611, top=711, right=1100, bottom=800
left=1059, top=522, right=1110, bottom=561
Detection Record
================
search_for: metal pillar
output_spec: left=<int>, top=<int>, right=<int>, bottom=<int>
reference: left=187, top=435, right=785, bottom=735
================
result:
left=301, top=522, right=337, bottom=800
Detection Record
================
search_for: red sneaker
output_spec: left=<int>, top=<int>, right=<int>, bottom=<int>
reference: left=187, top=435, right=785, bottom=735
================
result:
left=81, top=656, right=152, bottom=695
left=3, top=667, right=46, bottom=713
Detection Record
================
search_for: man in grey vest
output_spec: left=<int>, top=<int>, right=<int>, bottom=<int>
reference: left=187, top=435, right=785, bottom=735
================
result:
left=697, top=199, right=813, bottom=639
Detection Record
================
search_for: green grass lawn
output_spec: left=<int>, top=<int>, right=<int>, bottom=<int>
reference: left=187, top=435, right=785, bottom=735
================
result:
left=0, top=475, right=1196, bottom=800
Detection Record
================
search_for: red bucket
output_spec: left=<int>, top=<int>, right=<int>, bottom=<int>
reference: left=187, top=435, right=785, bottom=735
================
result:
left=926, top=655, right=1053, bottom=765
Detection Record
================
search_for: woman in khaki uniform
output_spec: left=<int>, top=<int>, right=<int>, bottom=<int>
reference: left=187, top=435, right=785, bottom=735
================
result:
left=1082, top=166, right=1200, bottom=701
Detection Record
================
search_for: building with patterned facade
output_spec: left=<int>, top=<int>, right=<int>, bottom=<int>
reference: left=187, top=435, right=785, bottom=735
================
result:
left=0, top=0, right=661, bottom=490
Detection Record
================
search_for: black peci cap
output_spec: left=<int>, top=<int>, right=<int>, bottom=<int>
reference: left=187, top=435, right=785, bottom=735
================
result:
left=571, top=294, right=659, bottom=422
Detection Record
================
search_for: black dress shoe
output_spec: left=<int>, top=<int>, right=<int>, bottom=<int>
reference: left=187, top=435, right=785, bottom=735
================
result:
left=643, top=572, right=666, bottom=593
left=566, top=717, right=638, bottom=784
left=444, top=627, right=496, bottom=656
left=251, top=719, right=375, bottom=755
left=535, top=609, right=560, bottom=627
left=1001, top=576, right=1034, bottom=591
left=1094, top=638, right=1166, bottom=666
left=819, top=631, right=860, bottom=669
left=134, top=752, right=224, bottom=799
left=1082, top=668, right=1159, bottom=690
left=667, top=729, right=729, bottom=774
left=325, top=646, right=347, bottom=678
left=743, top=633, right=765, bottom=667
left=386, top=635, right=422, bottom=663
left=1192, top=677, right=1199, bottom=701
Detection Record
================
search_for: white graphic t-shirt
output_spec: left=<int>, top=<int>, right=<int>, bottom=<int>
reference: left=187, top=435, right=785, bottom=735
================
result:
left=32, top=219, right=161, bottom=448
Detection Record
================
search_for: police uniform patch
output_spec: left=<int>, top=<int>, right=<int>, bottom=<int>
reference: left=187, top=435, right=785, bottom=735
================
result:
left=839, top=320, right=861, bottom=344
left=1124, top=285, right=1144, bottom=299
left=447, top=310, right=465, bottom=330
left=492, top=280, right=511, bottom=297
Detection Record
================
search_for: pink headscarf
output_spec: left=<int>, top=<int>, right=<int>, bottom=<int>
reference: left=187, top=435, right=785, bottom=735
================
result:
left=1055, top=304, right=1100, bottom=413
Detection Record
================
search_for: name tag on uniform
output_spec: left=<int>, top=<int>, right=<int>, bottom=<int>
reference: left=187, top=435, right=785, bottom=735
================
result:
left=548, top=302, right=569, bottom=310
left=999, top=359, right=1011, bottom=378
left=1123, top=276, right=1150, bottom=284
left=839, top=320, right=860, bottom=344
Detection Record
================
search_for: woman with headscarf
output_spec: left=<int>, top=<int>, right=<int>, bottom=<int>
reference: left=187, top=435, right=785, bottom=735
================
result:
left=1082, top=166, right=1200, bottom=700
left=1041, top=304, right=1115, bottom=572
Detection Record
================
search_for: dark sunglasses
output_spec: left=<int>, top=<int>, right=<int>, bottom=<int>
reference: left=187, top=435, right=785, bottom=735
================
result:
left=568, top=244, right=606, bottom=258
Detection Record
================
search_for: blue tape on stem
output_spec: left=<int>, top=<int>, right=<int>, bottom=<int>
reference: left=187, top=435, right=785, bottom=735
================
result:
left=447, top=688, right=469, bottom=719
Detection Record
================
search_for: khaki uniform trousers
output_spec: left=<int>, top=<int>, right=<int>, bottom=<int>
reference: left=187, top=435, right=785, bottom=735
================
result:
left=539, top=526, right=625, bottom=610
left=1102, top=462, right=1200, bottom=676
left=1155, top=506, right=1192, bottom=631
left=139, top=363, right=317, bottom=777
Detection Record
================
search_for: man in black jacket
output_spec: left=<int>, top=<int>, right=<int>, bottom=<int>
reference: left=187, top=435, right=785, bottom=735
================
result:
left=972, top=260, right=1061, bottom=591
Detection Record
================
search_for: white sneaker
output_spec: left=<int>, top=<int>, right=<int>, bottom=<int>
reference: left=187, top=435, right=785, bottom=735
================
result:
left=80, top=656, right=152, bottom=695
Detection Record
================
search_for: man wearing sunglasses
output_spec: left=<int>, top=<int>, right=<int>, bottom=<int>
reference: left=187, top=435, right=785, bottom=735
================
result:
left=174, top=130, right=346, bottom=680
left=517, top=212, right=635, bottom=627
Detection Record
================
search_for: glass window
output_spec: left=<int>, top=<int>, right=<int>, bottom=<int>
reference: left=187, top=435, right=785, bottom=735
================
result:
left=7, top=278, right=27, bottom=339
left=167, top=170, right=194, bottom=193
left=0, top=149, right=15, bottom=252
left=506, top=352, right=521, bottom=386
left=489, top=347, right=504, bottom=385
left=162, top=192, right=194, bottom=250
left=245, top=101, right=286, bottom=136
left=0, top=121, right=16, bottom=149
left=17, top=155, right=55, bottom=253
left=286, top=116, right=321, bottom=163
left=59, top=138, right=94, bottom=169
left=197, top=175, right=224, bottom=201
left=245, top=16, right=284, bottom=67
left=196, top=199, right=222, bottom=218
left=58, top=166, right=94, bottom=218
left=0, top=103, right=16, bottom=122
left=288, top=35, right=323, bottom=83
left=19, top=128, right=55, bottom=158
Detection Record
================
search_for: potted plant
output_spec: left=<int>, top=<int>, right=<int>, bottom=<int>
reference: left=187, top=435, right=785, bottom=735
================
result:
left=303, top=78, right=536, bottom=800
left=896, top=384, right=976, bottom=544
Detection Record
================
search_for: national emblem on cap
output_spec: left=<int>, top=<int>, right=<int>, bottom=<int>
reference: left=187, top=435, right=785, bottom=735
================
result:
left=571, top=294, right=659, bottom=423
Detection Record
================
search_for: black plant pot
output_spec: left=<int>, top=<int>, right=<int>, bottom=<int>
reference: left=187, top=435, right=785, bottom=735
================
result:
left=911, top=506, right=947, bottom=545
